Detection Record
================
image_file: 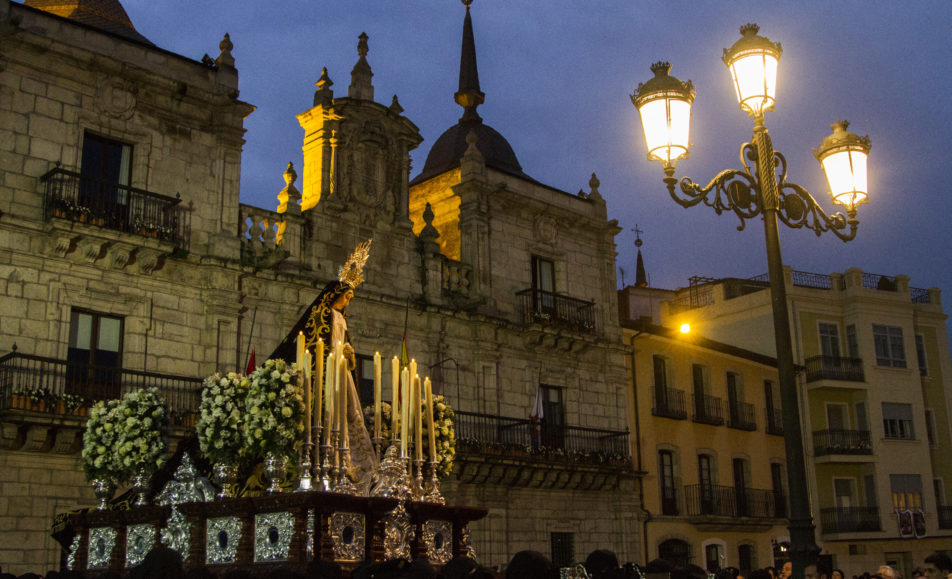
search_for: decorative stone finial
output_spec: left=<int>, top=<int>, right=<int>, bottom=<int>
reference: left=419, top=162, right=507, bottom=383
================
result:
left=389, top=95, right=404, bottom=115
left=314, top=67, right=334, bottom=106
left=349, top=32, right=374, bottom=100
left=216, top=33, right=235, bottom=68
left=357, top=32, right=369, bottom=58
left=588, top=172, right=602, bottom=201
left=277, top=162, right=302, bottom=214
left=420, top=202, right=440, bottom=245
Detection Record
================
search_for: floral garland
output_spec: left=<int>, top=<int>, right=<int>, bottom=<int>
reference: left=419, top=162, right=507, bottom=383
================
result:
left=197, top=371, right=250, bottom=465
left=81, top=399, right=122, bottom=482
left=242, top=358, right=305, bottom=460
left=113, top=387, right=169, bottom=480
left=362, top=401, right=394, bottom=442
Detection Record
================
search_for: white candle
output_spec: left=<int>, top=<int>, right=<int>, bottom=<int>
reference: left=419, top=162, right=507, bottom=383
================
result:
left=315, top=339, right=324, bottom=429
left=373, top=352, right=381, bottom=440
left=324, top=352, right=334, bottom=446
left=414, top=375, right=423, bottom=462
left=400, top=366, right=410, bottom=458
left=340, top=352, right=348, bottom=447
left=391, top=356, right=400, bottom=439
left=425, top=377, right=436, bottom=462
left=303, top=350, right=312, bottom=441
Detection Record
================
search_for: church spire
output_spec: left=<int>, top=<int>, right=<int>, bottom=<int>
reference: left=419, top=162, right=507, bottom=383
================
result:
left=634, top=225, right=648, bottom=288
left=348, top=32, right=374, bottom=101
left=454, top=0, right=484, bottom=122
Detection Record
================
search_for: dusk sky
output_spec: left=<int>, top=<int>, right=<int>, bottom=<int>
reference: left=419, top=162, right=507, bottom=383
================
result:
left=120, top=1, right=952, bottom=320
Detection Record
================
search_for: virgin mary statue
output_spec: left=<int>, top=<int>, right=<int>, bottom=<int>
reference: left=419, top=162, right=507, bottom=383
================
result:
left=271, top=240, right=378, bottom=490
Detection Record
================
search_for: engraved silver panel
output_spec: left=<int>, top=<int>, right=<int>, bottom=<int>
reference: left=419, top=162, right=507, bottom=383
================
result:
left=330, top=512, right=365, bottom=561
left=254, top=511, right=295, bottom=562
left=424, top=519, right=453, bottom=565
left=206, top=516, right=242, bottom=565
left=382, top=502, right=414, bottom=561
left=88, top=527, right=117, bottom=569
left=160, top=506, right=190, bottom=561
left=126, top=523, right=156, bottom=567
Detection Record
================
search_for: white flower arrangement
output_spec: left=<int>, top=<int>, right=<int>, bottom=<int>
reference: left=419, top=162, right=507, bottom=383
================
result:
left=81, top=399, right=122, bottom=482
left=197, top=371, right=250, bottom=465
left=242, top=358, right=305, bottom=460
left=425, top=395, right=456, bottom=478
left=362, top=401, right=394, bottom=441
left=81, top=387, right=169, bottom=483
left=113, top=387, right=169, bottom=479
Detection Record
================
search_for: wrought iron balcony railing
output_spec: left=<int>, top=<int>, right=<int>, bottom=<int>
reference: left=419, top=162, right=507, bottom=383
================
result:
left=42, top=168, right=191, bottom=249
left=683, top=484, right=786, bottom=519
left=804, top=355, right=865, bottom=383
left=453, top=410, right=630, bottom=466
left=939, top=506, right=952, bottom=529
left=728, top=401, right=757, bottom=431
left=819, top=506, right=881, bottom=533
left=652, top=387, right=688, bottom=420
left=516, top=288, right=597, bottom=335
left=813, top=429, right=873, bottom=456
left=765, top=406, right=783, bottom=435
left=0, top=350, right=201, bottom=423
left=692, top=394, right=724, bottom=426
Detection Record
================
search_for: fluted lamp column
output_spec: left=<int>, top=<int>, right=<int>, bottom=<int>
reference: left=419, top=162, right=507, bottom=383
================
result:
left=631, top=23, right=870, bottom=579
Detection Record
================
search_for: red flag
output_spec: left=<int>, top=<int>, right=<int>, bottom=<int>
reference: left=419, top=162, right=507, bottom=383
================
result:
left=245, top=349, right=256, bottom=374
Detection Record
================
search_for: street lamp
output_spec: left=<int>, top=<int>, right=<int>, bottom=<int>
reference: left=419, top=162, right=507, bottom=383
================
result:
left=631, top=23, right=870, bottom=579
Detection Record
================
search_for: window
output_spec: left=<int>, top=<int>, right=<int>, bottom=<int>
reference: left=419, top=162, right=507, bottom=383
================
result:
left=819, top=322, right=841, bottom=358
left=658, top=539, right=691, bottom=568
left=890, top=474, right=923, bottom=511
left=738, top=544, right=755, bottom=576
left=653, top=355, right=669, bottom=407
left=873, top=324, right=906, bottom=368
left=764, top=380, right=782, bottom=433
left=882, top=403, right=915, bottom=440
left=355, top=354, right=375, bottom=407
left=531, top=255, right=556, bottom=314
left=864, top=474, right=878, bottom=508
left=915, top=334, right=928, bottom=376
left=550, top=532, right=574, bottom=568
left=733, top=457, right=750, bottom=516
left=80, top=131, right=132, bottom=218
left=698, top=454, right=715, bottom=514
left=705, top=543, right=724, bottom=573
left=67, top=309, right=123, bottom=399
left=834, top=478, right=855, bottom=509
left=539, top=385, right=565, bottom=449
left=934, top=478, right=946, bottom=507
left=771, top=463, right=787, bottom=517
left=659, top=449, right=678, bottom=515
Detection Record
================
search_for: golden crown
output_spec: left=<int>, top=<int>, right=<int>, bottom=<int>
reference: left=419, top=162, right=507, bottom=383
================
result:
left=338, top=238, right=372, bottom=288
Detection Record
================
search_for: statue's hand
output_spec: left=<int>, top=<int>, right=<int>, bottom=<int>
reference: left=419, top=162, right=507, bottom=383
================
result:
left=343, top=343, right=356, bottom=371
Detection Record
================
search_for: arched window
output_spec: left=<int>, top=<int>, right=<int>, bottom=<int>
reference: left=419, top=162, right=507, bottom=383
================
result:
left=658, top=539, right=691, bottom=568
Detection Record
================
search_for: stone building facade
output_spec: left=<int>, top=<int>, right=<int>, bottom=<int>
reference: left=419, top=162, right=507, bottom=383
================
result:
left=0, top=0, right=637, bottom=573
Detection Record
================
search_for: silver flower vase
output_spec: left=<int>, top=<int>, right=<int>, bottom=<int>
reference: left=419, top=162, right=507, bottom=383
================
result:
left=213, top=462, right=239, bottom=499
left=91, top=478, right=115, bottom=510
left=263, top=452, right=287, bottom=493
left=131, top=468, right=152, bottom=506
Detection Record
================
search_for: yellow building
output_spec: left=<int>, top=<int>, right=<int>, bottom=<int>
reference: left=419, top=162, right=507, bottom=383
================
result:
left=619, top=308, right=789, bottom=574
left=661, top=268, right=952, bottom=576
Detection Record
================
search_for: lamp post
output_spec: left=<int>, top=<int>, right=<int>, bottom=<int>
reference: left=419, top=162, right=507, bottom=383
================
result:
left=631, top=23, right=871, bottom=579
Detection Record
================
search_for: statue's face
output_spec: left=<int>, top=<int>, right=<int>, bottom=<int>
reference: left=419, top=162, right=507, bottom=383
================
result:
left=332, top=289, right=354, bottom=310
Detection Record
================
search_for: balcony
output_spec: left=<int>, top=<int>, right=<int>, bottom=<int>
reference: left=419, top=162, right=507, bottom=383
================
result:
left=813, top=429, right=872, bottom=456
left=517, top=289, right=597, bottom=335
left=42, top=168, right=191, bottom=249
left=939, top=506, right=952, bottom=529
left=652, top=387, right=688, bottom=420
left=683, top=484, right=786, bottom=519
left=805, top=355, right=865, bottom=383
left=453, top=410, right=632, bottom=490
left=0, top=350, right=202, bottom=438
left=728, top=401, right=757, bottom=431
left=692, top=394, right=724, bottom=426
left=819, top=506, right=881, bottom=533
left=765, top=406, right=783, bottom=435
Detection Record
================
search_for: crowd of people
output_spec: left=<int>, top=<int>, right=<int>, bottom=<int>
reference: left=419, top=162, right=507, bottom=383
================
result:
left=2, top=548, right=950, bottom=579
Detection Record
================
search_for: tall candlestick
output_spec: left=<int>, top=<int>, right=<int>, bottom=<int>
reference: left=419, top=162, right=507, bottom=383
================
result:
left=414, top=375, right=423, bottom=462
left=373, top=352, right=382, bottom=440
left=303, top=350, right=312, bottom=440
left=400, top=366, right=410, bottom=458
left=315, top=339, right=324, bottom=428
left=323, top=353, right=335, bottom=446
left=425, top=377, right=436, bottom=463
left=296, top=332, right=305, bottom=369
left=391, top=356, right=400, bottom=438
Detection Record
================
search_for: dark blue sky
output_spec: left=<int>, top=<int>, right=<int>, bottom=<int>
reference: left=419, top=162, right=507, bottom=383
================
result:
left=124, top=1, right=952, bottom=313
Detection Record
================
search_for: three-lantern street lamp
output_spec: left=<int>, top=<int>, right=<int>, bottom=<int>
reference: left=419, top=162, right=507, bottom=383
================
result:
left=631, top=23, right=871, bottom=578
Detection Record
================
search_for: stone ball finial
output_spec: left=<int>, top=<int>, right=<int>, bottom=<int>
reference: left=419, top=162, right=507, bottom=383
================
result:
left=284, top=162, right=297, bottom=186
